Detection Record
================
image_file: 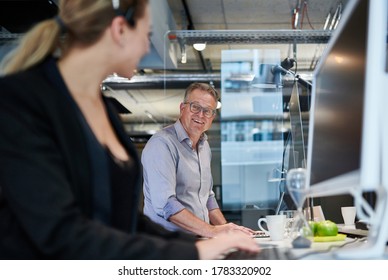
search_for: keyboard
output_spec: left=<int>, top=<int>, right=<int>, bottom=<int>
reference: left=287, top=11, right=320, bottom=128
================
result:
left=252, top=231, right=270, bottom=238
left=223, top=246, right=293, bottom=260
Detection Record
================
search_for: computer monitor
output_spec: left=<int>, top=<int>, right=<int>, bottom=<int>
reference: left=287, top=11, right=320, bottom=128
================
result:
left=306, top=0, right=388, bottom=258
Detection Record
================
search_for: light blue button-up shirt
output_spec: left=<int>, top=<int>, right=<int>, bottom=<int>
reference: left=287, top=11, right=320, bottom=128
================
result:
left=142, top=120, right=219, bottom=232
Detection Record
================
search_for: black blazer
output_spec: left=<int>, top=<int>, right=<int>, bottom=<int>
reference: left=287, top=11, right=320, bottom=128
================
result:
left=0, top=58, right=198, bottom=259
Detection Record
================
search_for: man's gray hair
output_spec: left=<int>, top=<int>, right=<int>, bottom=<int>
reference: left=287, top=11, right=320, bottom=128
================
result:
left=183, top=82, right=220, bottom=103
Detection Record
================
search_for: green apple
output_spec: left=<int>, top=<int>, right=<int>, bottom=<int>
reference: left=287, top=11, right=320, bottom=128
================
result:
left=316, top=220, right=338, bottom=236
left=309, top=221, right=318, bottom=236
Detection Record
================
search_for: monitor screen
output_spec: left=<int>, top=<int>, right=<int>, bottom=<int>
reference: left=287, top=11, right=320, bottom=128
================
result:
left=306, top=0, right=368, bottom=222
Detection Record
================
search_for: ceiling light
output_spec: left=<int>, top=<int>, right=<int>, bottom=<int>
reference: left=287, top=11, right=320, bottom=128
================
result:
left=179, top=38, right=187, bottom=63
left=144, top=110, right=158, bottom=124
left=181, top=45, right=187, bottom=64
left=181, top=52, right=187, bottom=64
left=193, top=42, right=206, bottom=51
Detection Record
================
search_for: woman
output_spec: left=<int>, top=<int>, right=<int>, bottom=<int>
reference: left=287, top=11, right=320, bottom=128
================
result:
left=0, top=0, right=259, bottom=259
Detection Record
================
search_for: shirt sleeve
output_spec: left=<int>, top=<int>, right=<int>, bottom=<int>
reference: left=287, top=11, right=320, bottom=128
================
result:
left=142, top=135, right=185, bottom=220
left=206, top=191, right=220, bottom=211
left=163, top=196, right=185, bottom=219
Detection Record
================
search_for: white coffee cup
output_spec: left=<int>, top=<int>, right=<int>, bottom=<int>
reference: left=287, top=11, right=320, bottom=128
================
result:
left=341, top=206, right=356, bottom=225
left=257, top=214, right=286, bottom=241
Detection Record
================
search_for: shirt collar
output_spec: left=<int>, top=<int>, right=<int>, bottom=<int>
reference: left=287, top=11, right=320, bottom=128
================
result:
left=174, top=120, right=208, bottom=146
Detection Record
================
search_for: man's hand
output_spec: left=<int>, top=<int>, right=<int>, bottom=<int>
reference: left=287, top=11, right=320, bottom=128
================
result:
left=211, top=222, right=256, bottom=237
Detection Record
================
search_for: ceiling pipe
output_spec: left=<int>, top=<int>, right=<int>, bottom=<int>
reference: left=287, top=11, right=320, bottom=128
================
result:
left=103, top=73, right=221, bottom=90
left=181, top=0, right=208, bottom=71
left=102, top=71, right=312, bottom=90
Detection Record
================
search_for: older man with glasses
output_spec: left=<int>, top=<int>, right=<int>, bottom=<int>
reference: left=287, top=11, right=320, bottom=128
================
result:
left=142, top=83, right=254, bottom=238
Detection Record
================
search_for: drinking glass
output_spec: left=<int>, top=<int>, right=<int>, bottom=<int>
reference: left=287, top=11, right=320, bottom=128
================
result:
left=280, top=210, right=298, bottom=238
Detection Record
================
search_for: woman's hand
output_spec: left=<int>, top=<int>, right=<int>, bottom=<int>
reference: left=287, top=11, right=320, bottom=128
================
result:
left=195, top=231, right=260, bottom=260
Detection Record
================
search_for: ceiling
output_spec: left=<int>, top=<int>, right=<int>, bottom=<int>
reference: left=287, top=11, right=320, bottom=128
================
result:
left=166, top=0, right=346, bottom=71
left=0, top=0, right=350, bottom=134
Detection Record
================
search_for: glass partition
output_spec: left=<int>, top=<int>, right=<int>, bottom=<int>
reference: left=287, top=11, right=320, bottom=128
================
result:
left=101, top=29, right=322, bottom=225
left=220, top=49, right=285, bottom=211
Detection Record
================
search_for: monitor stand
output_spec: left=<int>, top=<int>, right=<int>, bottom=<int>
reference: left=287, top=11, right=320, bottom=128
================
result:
left=305, top=171, right=388, bottom=259
left=334, top=187, right=388, bottom=259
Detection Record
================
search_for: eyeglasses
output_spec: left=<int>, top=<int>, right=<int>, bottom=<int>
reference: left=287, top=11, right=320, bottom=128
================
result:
left=184, top=102, right=216, bottom=118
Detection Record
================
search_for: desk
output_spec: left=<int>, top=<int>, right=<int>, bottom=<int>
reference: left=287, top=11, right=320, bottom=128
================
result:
left=254, top=236, right=388, bottom=259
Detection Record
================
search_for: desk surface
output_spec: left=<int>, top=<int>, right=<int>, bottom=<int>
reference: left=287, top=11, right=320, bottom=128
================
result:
left=254, top=235, right=388, bottom=260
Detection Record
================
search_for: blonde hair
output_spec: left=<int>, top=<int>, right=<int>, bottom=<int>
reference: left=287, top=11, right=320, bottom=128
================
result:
left=0, top=0, right=148, bottom=75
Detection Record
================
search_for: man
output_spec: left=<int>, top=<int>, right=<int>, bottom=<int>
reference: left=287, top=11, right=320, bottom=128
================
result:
left=142, top=83, right=254, bottom=238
